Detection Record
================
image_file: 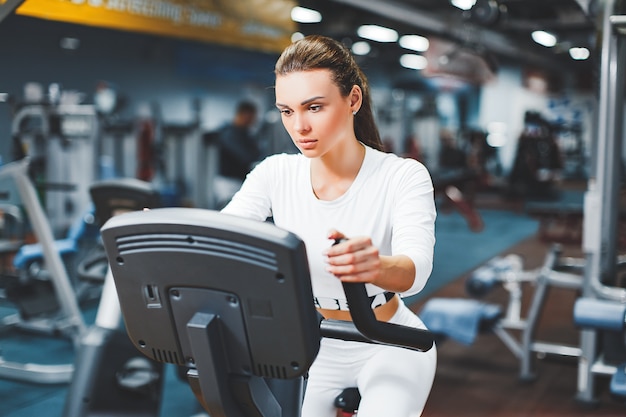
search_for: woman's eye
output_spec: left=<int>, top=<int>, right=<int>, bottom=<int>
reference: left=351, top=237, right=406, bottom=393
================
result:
left=309, top=105, right=321, bottom=112
left=280, top=109, right=292, bottom=116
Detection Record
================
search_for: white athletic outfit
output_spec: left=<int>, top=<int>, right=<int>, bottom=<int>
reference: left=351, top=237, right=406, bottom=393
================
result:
left=222, top=144, right=437, bottom=416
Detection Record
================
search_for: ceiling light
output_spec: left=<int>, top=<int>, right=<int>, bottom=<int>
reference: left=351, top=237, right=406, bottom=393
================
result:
left=400, top=54, right=428, bottom=70
left=351, top=41, right=371, bottom=56
left=291, top=6, right=322, bottom=23
left=357, top=25, right=398, bottom=43
left=399, top=35, right=429, bottom=52
left=451, top=0, right=477, bottom=10
left=569, top=47, right=590, bottom=60
left=531, top=30, right=557, bottom=47
left=291, top=32, right=304, bottom=43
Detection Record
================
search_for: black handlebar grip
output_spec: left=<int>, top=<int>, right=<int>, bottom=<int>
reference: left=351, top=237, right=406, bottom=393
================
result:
left=342, top=282, right=434, bottom=352
left=332, top=238, right=434, bottom=352
left=319, top=319, right=372, bottom=344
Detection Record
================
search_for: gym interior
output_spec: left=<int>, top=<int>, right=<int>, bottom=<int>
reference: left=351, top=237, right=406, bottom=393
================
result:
left=0, top=0, right=625, bottom=416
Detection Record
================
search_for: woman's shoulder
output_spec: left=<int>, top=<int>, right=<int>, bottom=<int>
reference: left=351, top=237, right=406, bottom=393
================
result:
left=363, top=147, right=433, bottom=196
left=367, top=146, right=429, bottom=177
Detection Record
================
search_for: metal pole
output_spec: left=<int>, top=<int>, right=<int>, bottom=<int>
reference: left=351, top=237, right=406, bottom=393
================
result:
left=577, top=0, right=625, bottom=403
left=2, top=159, right=86, bottom=338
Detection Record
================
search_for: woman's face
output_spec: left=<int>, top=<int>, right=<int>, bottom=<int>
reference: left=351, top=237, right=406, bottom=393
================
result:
left=275, top=69, right=359, bottom=158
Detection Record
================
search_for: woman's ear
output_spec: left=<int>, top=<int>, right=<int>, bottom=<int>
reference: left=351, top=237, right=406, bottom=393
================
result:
left=349, top=85, right=362, bottom=113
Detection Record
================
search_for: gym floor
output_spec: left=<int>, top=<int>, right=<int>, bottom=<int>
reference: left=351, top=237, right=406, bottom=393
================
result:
left=2, top=189, right=625, bottom=416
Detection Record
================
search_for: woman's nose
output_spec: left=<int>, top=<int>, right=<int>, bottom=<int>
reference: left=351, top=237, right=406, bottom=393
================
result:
left=293, top=112, right=310, bottom=133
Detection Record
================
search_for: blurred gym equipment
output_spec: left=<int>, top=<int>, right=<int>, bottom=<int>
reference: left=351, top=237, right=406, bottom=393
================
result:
left=0, top=158, right=85, bottom=384
left=576, top=0, right=626, bottom=404
left=11, top=83, right=99, bottom=234
left=64, top=177, right=164, bottom=417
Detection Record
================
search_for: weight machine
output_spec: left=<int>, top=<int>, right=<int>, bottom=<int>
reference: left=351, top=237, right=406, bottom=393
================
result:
left=419, top=244, right=584, bottom=380
left=575, top=0, right=626, bottom=404
left=0, top=85, right=103, bottom=386
left=0, top=158, right=85, bottom=384
left=11, top=87, right=99, bottom=234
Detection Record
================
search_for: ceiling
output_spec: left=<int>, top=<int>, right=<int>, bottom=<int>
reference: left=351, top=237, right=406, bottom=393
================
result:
left=0, top=0, right=602, bottom=91
left=295, top=0, right=600, bottom=89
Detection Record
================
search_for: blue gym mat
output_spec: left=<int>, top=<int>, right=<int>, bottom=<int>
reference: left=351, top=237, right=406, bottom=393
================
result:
left=0, top=208, right=539, bottom=417
left=405, top=208, right=540, bottom=304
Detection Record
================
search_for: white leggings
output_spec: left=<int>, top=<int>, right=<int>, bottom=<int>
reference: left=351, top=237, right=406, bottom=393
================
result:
left=301, top=303, right=437, bottom=417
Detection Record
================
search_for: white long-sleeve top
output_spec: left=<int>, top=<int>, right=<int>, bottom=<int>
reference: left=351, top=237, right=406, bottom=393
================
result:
left=221, top=144, right=436, bottom=301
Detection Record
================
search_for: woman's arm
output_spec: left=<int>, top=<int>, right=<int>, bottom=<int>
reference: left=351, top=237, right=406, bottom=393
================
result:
left=324, top=160, right=436, bottom=295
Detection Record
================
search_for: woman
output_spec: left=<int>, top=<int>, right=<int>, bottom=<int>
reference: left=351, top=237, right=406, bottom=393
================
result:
left=222, top=34, right=437, bottom=417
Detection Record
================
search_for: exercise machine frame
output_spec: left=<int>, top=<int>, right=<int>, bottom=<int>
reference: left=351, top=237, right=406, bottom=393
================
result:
left=0, top=158, right=85, bottom=384
left=576, top=0, right=626, bottom=404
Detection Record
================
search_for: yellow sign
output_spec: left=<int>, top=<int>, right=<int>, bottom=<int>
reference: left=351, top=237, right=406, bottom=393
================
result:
left=16, top=0, right=296, bottom=53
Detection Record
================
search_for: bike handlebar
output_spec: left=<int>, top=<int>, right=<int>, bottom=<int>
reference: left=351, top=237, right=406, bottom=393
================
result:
left=318, top=239, right=435, bottom=352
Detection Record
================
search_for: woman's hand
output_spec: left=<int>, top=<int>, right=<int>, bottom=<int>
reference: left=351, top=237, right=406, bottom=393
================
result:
left=324, top=229, right=381, bottom=284
left=324, top=229, right=416, bottom=293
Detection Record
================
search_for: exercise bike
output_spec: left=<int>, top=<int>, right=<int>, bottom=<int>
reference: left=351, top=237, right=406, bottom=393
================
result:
left=64, top=177, right=164, bottom=417
left=99, top=208, right=436, bottom=417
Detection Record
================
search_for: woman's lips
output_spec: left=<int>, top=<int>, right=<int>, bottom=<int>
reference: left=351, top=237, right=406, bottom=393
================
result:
left=298, top=139, right=318, bottom=149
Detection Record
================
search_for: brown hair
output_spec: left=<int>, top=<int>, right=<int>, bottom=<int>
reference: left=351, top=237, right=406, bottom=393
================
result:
left=274, top=35, right=383, bottom=151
